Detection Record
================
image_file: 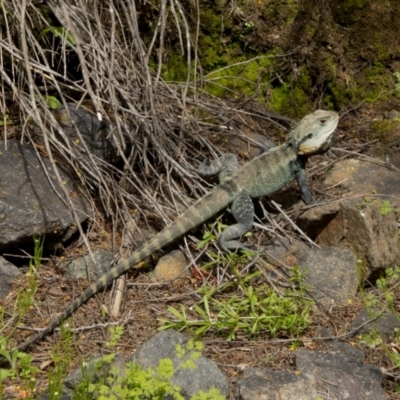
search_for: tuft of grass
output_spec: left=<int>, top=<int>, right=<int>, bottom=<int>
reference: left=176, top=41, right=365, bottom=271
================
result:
left=160, top=253, right=313, bottom=340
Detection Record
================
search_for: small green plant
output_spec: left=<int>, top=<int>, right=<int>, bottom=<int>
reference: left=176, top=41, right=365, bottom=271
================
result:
left=44, top=96, right=61, bottom=110
left=17, top=236, right=45, bottom=315
left=359, top=266, right=400, bottom=369
left=47, top=322, right=77, bottom=398
left=0, top=114, right=10, bottom=126
left=355, top=196, right=372, bottom=209
left=0, top=336, right=39, bottom=399
left=355, top=197, right=394, bottom=216
left=38, top=27, right=75, bottom=46
left=377, top=199, right=394, bottom=216
left=372, top=266, right=400, bottom=309
left=197, top=221, right=228, bottom=250
left=73, top=335, right=225, bottom=400
left=160, top=266, right=313, bottom=340
left=360, top=328, right=383, bottom=349
left=106, top=325, right=124, bottom=348
left=394, top=71, right=400, bottom=95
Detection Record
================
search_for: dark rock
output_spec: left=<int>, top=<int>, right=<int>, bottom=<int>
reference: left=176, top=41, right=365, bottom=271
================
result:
left=313, top=326, right=365, bottom=365
left=297, top=202, right=340, bottom=240
left=52, top=104, right=120, bottom=163
left=297, top=246, right=357, bottom=307
left=0, top=256, right=21, bottom=300
left=132, top=330, right=229, bottom=399
left=236, top=367, right=317, bottom=400
left=348, top=308, right=400, bottom=343
left=60, top=249, right=115, bottom=280
left=324, top=341, right=365, bottom=367
left=296, top=350, right=386, bottom=400
left=315, top=199, right=398, bottom=272
left=0, top=140, right=91, bottom=250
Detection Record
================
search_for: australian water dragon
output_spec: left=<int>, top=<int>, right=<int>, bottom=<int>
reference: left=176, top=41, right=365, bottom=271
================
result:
left=17, top=109, right=339, bottom=351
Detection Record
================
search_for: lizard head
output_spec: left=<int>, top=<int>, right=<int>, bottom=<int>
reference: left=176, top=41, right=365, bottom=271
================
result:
left=290, top=110, right=339, bottom=156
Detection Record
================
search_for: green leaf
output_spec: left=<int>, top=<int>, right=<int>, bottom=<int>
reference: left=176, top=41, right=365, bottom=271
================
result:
left=0, top=115, right=10, bottom=126
left=194, top=304, right=209, bottom=321
left=0, top=368, right=9, bottom=380
left=167, top=305, right=187, bottom=321
left=38, top=27, right=75, bottom=46
left=44, top=96, right=61, bottom=110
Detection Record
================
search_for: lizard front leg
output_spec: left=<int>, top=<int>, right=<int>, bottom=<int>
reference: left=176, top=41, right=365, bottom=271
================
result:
left=295, top=167, right=313, bottom=204
left=198, top=153, right=238, bottom=183
left=218, top=189, right=254, bottom=252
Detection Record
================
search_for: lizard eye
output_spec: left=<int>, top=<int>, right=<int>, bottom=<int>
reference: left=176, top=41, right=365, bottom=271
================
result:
left=320, top=119, right=326, bottom=125
left=307, top=133, right=313, bottom=139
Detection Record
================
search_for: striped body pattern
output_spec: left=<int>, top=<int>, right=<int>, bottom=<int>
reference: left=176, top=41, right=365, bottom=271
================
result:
left=17, top=110, right=339, bottom=351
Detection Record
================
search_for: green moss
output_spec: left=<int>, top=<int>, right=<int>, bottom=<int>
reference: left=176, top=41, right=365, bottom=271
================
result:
left=371, top=119, right=400, bottom=143
left=336, top=0, right=368, bottom=11
left=267, top=66, right=313, bottom=118
left=203, top=53, right=274, bottom=99
left=161, top=54, right=188, bottom=82
left=156, top=0, right=396, bottom=115
left=268, top=83, right=310, bottom=118
left=323, top=59, right=396, bottom=108
left=373, top=43, right=390, bottom=61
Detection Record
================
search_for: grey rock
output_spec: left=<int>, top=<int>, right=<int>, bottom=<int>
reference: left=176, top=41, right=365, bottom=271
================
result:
left=296, top=350, right=386, bottom=400
left=313, top=326, right=365, bottom=365
left=0, top=256, right=21, bottom=300
left=300, top=161, right=399, bottom=269
left=236, top=367, right=317, bottom=400
left=262, top=237, right=308, bottom=264
left=324, top=341, right=365, bottom=367
left=132, top=330, right=229, bottom=399
left=61, top=249, right=115, bottom=280
left=0, top=140, right=91, bottom=250
left=297, top=246, right=357, bottom=307
left=315, top=199, right=398, bottom=272
left=348, top=308, right=400, bottom=343
left=323, top=158, right=400, bottom=209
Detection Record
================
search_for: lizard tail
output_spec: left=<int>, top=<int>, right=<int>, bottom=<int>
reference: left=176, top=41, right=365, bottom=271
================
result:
left=17, top=183, right=234, bottom=351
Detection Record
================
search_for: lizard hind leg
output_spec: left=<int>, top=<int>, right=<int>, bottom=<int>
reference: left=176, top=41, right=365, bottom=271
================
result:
left=218, top=189, right=254, bottom=253
left=198, top=153, right=239, bottom=183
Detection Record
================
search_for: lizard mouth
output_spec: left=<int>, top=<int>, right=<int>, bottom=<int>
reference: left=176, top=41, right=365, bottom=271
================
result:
left=297, top=122, right=337, bottom=156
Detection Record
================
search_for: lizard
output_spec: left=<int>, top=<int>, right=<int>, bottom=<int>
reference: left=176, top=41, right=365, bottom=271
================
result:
left=16, top=109, right=339, bottom=352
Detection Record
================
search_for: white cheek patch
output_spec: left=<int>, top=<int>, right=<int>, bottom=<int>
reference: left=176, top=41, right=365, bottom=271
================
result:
left=298, top=124, right=336, bottom=155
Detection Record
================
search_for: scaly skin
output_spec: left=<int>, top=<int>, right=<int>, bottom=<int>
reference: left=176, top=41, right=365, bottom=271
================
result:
left=16, top=110, right=339, bottom=352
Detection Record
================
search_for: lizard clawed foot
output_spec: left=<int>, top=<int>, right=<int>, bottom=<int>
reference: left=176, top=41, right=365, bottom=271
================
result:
left=219, top=240, right=256, bottom=254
